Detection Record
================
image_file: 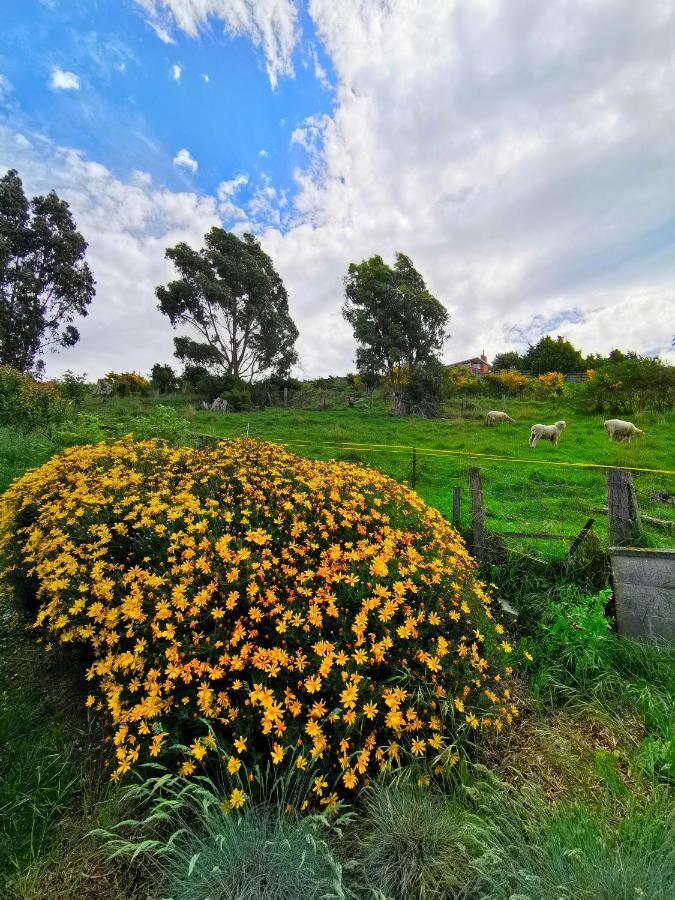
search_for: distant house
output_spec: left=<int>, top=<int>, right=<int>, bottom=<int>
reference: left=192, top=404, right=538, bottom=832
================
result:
left=449, top=351, right=491, bottom=375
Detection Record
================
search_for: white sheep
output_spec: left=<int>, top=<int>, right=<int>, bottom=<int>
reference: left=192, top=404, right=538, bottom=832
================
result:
left=529, top=420, right=566, bottom=448
left=604, top=419, right=644, bottom=442
left=487, top=410, right=516, bottom=426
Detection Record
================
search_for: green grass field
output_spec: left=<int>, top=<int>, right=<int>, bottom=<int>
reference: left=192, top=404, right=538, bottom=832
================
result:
left=85, top=392, right=675, bottom=558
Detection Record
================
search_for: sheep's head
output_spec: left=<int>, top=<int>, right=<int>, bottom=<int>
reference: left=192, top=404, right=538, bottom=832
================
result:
left=556, top=420, right=566, bottom=430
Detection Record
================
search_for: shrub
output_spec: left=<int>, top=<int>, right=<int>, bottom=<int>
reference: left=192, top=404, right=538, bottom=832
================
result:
left=484, top=370, right=530, bottom=397
left=57, top=370, right=91, bottom=406
left=150, top=363, right=180, bottom=394
left=126, top=404, right=192, bottom=442
left=581, top=355, right=674, bottom=413
left=527, top=371, right=566, bottom=401
left=105, top=371, right=151, bottom=397
left=0, top=439, right=516, bottom=801
left=0, top=365, right=69, bottom=430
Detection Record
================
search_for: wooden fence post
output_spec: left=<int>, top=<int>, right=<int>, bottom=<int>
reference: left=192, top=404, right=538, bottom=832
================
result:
left=411, top=446, right=417, bottom=491
left=452, top=485, right=461, bottom=528
left=469, top=466, right=487, bottom=562
left=607, top=468, right=641, bottom=546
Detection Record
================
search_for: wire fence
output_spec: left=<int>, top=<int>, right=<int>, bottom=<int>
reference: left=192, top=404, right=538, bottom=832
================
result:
left=190, top=428, right=675, bottom=562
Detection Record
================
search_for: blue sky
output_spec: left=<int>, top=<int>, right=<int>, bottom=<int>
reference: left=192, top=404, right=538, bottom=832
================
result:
left=1, top=0, right=333, bottom=226
left=0, top=1, right=673, bottom=378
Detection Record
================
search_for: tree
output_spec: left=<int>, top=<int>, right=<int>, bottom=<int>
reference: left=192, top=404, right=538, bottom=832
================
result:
left=343, top=252, right=448, bottom=385
left=150, top=363, right=179, bottom=394
left=0, top=169, right=95, bottom=373
left=156, top=229, right=298, bottom=381
left=492, top=350, right=524, bottom=372
left=523, top=335, right=584, bottom=375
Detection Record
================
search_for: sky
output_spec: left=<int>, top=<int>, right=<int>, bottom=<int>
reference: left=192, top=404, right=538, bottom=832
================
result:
left=0, top=0, right=673, bottom=379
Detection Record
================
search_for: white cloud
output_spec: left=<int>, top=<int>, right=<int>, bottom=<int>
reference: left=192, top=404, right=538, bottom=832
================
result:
left=134, top=0, right=299, bottom=87
left=0, top=74, right=12, bottom=97
left=202, top=72, right=210, bottom=83
left=258, top=148, right=269, bottom=158
left=217, top=173, right=248, bottom=220
left=0, top=126, right=219, bottom=378
left=171, top=63, right=182, bottom=82
left=50, top=66, right=80, bottom=91
left=173, top=147, right=198, bottom=173
left=253, top=0, right=675, bottom=374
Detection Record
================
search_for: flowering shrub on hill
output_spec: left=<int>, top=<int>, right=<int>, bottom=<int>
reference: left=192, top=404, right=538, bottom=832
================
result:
left=105, top=371, right=151, bottom=397
left=0, top=439, right=516, bottom=804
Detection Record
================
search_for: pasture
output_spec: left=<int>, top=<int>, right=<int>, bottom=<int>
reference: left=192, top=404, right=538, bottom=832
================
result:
left=91, top=392, right=675, bottom=556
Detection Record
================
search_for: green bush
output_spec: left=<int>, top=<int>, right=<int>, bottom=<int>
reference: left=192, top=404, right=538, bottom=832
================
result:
left=582, top=354, right=674, bottom=413
left=125, top=404, right=192, bottom=442
left=57, top=370, right=91, bottom=406
left=0, top=365, right=69, bottom=430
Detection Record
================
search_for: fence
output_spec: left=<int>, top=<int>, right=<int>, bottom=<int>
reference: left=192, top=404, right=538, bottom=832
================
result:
left=191, top=430, right=674, bottom=563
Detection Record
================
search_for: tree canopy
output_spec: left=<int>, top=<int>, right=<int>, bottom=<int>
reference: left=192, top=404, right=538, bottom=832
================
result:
left=342, top=252, right=448, bottom=383
left=156, top=228, right=298, bottom=381
left=492, top=350, right=524, bottom=372
left=523, top=334, right=584, bottom=375
left=0, top=169, right=95, bottom=373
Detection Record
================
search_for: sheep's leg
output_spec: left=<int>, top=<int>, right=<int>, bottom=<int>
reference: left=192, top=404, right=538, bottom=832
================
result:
left=529, top=433, right=537, bottom=447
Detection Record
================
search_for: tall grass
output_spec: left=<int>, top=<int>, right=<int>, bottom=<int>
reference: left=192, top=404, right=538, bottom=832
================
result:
left=93, top=766, right=351, bottom=900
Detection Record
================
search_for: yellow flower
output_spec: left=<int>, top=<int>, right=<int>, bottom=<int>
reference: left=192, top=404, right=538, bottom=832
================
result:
left=229, top=788, right=246, bottom=810
left=234, top=736, right=247, bottom=754
left=227, top=756, right=241, bottom=774
left=271, top=742, right=284, bottom=765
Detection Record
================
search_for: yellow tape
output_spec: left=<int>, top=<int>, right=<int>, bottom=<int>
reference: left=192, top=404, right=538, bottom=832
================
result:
left=191, top=432, right=675, bottom=476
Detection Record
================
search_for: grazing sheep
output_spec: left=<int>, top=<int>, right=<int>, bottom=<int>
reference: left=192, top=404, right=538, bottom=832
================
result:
left=604, top=419, right=644, bottom=442
left=487, top=410, right=516, bottom=426
left=529, top=420, right=566, bottom=448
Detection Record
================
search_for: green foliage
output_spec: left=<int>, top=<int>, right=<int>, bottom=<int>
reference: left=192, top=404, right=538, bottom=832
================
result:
left=343, top=252, right=448, bottom=388
left=491, top=350, right=524, bottom=372
left=150, top=362, right=179, bottom=394
left=0, top=169, right=95, bottom=374
left=0, top=365, right=69, bottom=430
left=356, top=782, right=471, bottom=899
left=583, top=354, right=674, bottom=413
left=125, top=404, right=192, bottom=441
left=524, top=335, right=585, bottom=375
left=56, top=370, right=90, bottom=406
left=404, top=358, right=447, bottom=416
left=94, top=769, right=350, bottom=900
left=530, top=588, right=613, bottom=693
left=157, top=228, right=298, bottom=379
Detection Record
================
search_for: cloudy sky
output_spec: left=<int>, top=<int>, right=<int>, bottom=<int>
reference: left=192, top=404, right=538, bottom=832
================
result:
left=1, top=0, right=673, bottom=379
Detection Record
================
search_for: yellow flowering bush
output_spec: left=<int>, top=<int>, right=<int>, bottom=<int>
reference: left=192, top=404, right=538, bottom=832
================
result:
left=105, top=371, right=151, bottom=397
left=485, top=371, right=530, bottom=396
left=0, top=439, right=516, bottom=801
left=527, top=371, right=566, bottom=400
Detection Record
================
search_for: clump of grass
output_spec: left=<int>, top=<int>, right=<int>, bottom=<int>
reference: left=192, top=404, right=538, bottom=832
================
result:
left=93, top=768, right=350, bottom=900
left=468, top=781, right=675, bottom=900
left=355, top=781, right=472, bottom=899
